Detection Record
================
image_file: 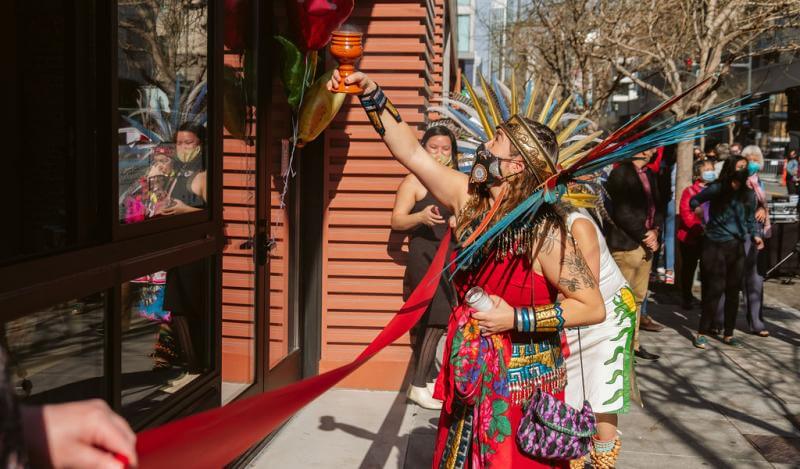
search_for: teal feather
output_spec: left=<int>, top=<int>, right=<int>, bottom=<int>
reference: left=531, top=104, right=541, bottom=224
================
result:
left=572, top=98, right=763, bottom=177
left=189, top=83, right=208, bottom=118
left=492, top=78, right=511, bottom=120
left=150, top=98, right=172, bottom=140
left=441, top=105, right=488, bottom=140
left=122, top=115, right=163, bottom=143
left=172, top=75, right=182, bottom=131
left=521, top=80, right=533, bottom=117
left=542, top=98, right=557, bottom=124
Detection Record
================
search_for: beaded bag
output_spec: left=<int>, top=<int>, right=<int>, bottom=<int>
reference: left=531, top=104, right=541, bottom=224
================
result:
left=516, top=330, right=596, bottom=460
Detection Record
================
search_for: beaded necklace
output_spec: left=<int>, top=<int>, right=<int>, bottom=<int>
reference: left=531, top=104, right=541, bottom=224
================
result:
left=456, top=202, right=561, bottom=271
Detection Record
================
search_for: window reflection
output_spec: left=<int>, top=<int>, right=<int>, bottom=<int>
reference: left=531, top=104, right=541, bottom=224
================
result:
left=118, top=0, right=208, bottom=223
left=121, top=259, right=209, bottom=424
left=4, top=1, right=101, bottom=264
left=3, top=294, right=105, bottom=404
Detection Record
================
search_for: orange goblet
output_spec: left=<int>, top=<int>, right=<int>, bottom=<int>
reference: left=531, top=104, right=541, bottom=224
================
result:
left=330, top=31, right=363, bottom=94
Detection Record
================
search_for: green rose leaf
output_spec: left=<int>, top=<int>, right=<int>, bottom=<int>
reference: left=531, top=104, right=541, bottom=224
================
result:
left=496, top=416, right=512, bottom=437
left=492, top=400, right=509, bottom=414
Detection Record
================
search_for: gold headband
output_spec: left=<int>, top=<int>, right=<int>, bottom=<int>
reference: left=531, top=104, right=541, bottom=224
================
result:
left=498, top=114, right=558, bottom=186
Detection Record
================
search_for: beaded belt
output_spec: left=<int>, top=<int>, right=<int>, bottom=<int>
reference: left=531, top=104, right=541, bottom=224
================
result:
left=507, top=339, right=566, bottom=405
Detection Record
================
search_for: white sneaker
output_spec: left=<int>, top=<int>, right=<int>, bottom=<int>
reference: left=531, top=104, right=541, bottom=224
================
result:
left=407, top=385, right=443, bottom=410
left=426, top=381, right=436, bottom=395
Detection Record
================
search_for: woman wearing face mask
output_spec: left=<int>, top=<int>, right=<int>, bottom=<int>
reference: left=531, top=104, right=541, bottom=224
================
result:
left=677, top=160, right=716, bottom=310
left=742, top=145, right=770, bottom=336
left=690, top=156, right=763, bottom=349
left=158, top=123, right=207, bottom=216
left=160, top=123, right=209, bottom=372
left=391, top=126, right=459, bottom=409
left=329, top=70, right=606, bottom=469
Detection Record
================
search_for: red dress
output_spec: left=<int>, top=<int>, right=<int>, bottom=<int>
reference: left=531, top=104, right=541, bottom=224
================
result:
left=432, top=253, right=569, bottom=469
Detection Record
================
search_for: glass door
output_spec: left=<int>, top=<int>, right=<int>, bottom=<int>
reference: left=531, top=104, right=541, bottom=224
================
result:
left=263, top=0, right=302, bottom=389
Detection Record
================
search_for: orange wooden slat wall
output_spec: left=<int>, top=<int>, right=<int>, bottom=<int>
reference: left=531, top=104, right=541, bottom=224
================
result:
left=221, top=49, right=257, bottom=384
left=319, top=0, right=450, bottom=390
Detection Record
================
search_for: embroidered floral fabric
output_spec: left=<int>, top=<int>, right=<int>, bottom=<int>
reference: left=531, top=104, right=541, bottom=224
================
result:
left=440, top=305, right=513, bottom=468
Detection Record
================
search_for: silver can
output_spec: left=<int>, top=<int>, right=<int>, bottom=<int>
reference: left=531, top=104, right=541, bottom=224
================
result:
left=465, top=286, right=494, bottom=312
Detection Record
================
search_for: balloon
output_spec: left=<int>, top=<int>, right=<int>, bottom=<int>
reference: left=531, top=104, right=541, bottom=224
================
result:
left=224, top=0, right=250, bottom=51
left=295, top=69, right=346, bottom=147
left=223, top=65, right=247, bottom=140
left=288, top=0, right=355, bottom=51
left=242, top=47, right=257, bottom=104
left=275, top=36, right=318, bottom=111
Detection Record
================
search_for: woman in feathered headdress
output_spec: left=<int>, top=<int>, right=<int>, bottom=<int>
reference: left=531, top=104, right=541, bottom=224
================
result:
left=329, top=71, right=605, bottom=469
left=327, top=68, right=756, bottom=468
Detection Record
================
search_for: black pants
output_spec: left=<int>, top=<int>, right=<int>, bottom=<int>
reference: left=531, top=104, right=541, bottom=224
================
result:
left=678, top=240, right=702, bottom=305
left=699, top=238, right=745, bottom=337
left=787, top=176, right=798, bottom=195
left=412, top=326, right=445, bottom=387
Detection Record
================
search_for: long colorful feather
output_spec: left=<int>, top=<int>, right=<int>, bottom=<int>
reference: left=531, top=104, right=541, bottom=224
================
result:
left=428, top=105, right=487, bottom=140
left=492, top=78, right=511, bottom=121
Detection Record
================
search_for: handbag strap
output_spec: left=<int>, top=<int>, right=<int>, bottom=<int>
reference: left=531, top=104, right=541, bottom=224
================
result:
left=577, top=327, right=587, bottom=403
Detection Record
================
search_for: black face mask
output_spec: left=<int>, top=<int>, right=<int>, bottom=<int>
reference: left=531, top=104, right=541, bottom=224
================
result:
left=470, top=143, right=504, bottom=186
left=733, top=168, right=749, bottom=186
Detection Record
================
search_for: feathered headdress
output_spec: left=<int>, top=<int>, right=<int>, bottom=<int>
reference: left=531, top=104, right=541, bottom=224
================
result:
left=429, top=72, right=762, bottom=272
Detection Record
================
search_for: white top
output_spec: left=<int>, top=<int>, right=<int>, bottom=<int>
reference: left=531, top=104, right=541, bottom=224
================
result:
left=565, top=209, right=628, bottom=304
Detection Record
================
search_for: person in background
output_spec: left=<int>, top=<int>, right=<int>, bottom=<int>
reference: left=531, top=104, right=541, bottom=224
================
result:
left=161, top=123, right=209, bottom=372
left=157, top=123, right=207, bottom=216
left=729, top=142, right=743, bottom=158
left=712, top=143, right=730, bottom=177
left=786, top=149, right=799, bottom=196
left=705, top=146, right=719, bottom=165
left=391, top=126, right=458, bottom=410
left=678, top=160, right=715, bottom=309
left=605, top=148, right=664, bottom=361
left=656, top=146, right=677, bottom=285
left=0, top=346, right=137, bottom=469
left=690, top=157, right=762, bottom=349
left=742, top=145, right=770, bottom=337
left=693, top=146, right=705, bottom=161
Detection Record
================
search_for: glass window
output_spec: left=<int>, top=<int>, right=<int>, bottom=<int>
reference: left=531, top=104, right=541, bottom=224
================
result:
left=3, top=1, right=102, bottom=265
left=458, top=15, right=471, bottom=53
left=458, top=0, right=471, bottom=4
left=121, top=259, right=210, bottom=425
left=118, top=1, right=209, bottom=224
left=3, top=293, right=105, bottom=404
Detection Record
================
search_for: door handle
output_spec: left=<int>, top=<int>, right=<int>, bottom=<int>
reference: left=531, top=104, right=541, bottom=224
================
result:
left=256, top=233, right=277, bottom=266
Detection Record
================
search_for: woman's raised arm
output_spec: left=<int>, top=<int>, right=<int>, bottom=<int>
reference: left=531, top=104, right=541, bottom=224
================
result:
left=328, top=70, right=469, bottom=213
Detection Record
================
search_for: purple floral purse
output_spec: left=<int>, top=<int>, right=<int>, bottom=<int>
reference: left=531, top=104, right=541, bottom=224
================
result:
left=516, top=329, right=597, bottom=460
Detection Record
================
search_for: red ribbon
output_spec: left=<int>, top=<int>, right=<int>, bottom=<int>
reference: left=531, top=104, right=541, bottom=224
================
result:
left=135, top=231, right=452, bottom=468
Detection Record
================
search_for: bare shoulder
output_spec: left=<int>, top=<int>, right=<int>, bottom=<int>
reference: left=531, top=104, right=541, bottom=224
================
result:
left=570, top=217, right=598, bottom=243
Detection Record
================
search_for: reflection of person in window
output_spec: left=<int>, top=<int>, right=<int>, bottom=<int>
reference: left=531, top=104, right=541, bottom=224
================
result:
left=158, top=123, right=207, bottom=216
left=161, top=123, right=209, bottom=373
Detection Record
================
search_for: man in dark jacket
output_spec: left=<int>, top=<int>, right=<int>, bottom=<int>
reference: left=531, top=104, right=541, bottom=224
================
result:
left=605, top=148, right=665, bottom=360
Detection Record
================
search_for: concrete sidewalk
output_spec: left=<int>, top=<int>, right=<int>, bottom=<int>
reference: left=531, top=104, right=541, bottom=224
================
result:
left=250, top=288, right=800, bottom=468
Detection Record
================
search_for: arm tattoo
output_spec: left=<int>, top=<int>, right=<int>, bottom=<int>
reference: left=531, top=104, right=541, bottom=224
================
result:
left=532, top=219, right=561, bottom=256
left=558, top=243, right=597, bottom=292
